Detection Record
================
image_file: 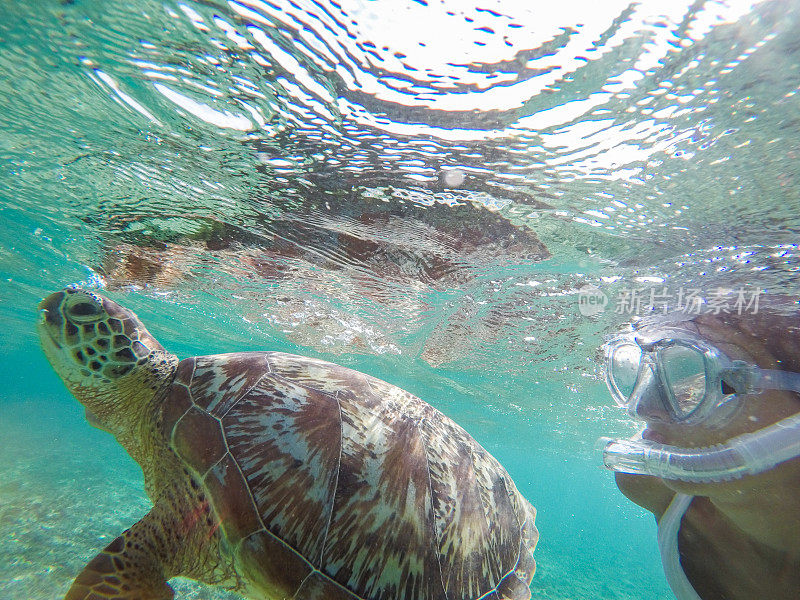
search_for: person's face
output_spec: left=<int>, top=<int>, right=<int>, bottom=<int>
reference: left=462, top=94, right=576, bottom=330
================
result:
left=618, top=319, right=800, bottom=503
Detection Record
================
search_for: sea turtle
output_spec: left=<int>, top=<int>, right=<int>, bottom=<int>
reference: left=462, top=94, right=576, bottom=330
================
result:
left=38, top=287, right=538, bottom=600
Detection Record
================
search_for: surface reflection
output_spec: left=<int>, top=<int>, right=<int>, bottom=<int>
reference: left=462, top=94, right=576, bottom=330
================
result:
left=2, top=0, right=799, bottom=372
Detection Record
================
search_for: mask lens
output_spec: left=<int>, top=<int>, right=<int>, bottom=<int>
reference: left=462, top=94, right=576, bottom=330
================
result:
left=661, top=345, right=707, bottom=417
left=610, top=343, right=642, bottom=404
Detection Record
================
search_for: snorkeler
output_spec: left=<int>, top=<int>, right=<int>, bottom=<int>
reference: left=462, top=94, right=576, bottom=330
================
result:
left=600, top=303, right=800, bottom=600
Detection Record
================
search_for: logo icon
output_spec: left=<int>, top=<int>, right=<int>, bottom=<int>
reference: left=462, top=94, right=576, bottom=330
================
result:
left=577, top=284, right=608, bottom=317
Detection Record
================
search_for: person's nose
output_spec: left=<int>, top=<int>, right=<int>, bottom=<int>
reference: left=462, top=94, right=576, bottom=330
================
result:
left=628, top=363, right=672, bottom=422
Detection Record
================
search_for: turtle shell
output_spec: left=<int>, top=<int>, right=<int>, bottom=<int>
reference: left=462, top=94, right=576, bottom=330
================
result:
left=164, top=351, right=537, bottom=600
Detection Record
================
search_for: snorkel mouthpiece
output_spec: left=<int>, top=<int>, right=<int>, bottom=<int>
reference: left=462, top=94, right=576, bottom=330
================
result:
left=602, top=412, right=800, bottom=483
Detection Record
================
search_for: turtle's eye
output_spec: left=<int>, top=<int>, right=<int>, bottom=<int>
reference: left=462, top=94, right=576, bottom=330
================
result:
left=67, top=301, right=103, bottom=322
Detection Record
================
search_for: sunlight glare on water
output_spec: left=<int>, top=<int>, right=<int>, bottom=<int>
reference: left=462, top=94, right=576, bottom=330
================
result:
left=1, top=0, right=799, bottom=598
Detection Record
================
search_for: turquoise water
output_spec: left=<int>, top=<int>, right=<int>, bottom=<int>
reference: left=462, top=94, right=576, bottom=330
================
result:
left=2, top=327, right=663, bottom=600
left=2, top=0, right=800, bottom=598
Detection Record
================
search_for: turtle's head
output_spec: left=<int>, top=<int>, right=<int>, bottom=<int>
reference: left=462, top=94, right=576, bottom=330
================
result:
left=37, top=287, right=178, bottom=434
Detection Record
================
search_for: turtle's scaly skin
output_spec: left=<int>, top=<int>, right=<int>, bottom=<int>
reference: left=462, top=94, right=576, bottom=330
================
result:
left=38, top=288, right=538, bottom=600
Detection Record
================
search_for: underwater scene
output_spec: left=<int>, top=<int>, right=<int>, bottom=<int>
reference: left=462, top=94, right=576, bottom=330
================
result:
left=2, top=0, right=799, bottom=598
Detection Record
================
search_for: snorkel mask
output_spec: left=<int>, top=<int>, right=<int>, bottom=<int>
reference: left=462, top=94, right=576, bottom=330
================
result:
left=600, top=329, right=800, bottom=483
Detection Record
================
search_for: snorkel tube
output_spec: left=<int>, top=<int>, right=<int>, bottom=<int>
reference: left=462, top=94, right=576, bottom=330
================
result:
left=601, top=412, right=800, bottom=483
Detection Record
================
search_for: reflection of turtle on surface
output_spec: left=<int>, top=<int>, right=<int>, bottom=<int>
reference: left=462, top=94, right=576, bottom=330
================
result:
left=95, top=188, right=551, bottom=362
left=97, top=187, right=549, bottom=292
left=38, top=287, right=539, bottom=600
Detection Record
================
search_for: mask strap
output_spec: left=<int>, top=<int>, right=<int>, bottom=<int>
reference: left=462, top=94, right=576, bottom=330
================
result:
left=750, top=369, right=800, bottom=394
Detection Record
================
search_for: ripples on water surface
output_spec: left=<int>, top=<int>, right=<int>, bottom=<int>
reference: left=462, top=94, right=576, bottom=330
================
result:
left=1, top=0, right=799, bottom=598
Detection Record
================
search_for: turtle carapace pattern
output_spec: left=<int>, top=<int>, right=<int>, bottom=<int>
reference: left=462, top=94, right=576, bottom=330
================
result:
left=38, top=287, right=538, bottom=600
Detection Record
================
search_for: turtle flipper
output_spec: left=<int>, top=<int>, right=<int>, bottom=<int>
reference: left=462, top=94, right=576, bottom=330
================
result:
left=64, top=530, right=174, bottom=600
